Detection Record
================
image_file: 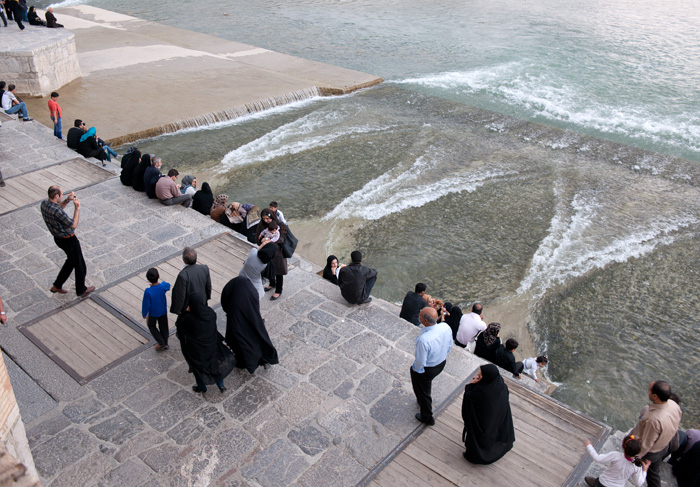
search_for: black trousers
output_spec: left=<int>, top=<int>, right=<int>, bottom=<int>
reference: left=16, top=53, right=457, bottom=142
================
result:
left=147, top=315, right=169, bottom=346
left=410, top=360, right=446, bottom=421
left=643, top=447, right=668, bottom=487
left=53, top=235, right=87, bottom=295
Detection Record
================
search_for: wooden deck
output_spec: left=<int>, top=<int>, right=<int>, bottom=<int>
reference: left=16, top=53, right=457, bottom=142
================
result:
left=366, top=375, right=609, bottom=487
left=18, top=233, right=252, bottom=383
left=98, top=233, right=250, bottom=333
left=18, top=298, right=151, bottom=384
left=0, top=158, right=113, bottom=215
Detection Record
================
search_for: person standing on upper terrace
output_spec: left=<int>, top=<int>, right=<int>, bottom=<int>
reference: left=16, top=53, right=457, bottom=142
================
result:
left=40, top=186, right=95, bottom=297
left=48, top=91, right=62, bottom=139
left=630, top=380, right=682, bottom=487
left=338, top=250, right=377, bottom=305
left=400, top=282, right=428, bottom=326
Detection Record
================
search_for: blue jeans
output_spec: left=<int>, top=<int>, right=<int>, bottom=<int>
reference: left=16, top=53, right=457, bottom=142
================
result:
left=97, top=138, right=117, bottom=161
left=5, top=102, right=28, bottom=119
left=21, top=8, right=27, bottom=22
left=53, top=117, right=62, bottom=139
left=363, top=275, right=377, bottom=300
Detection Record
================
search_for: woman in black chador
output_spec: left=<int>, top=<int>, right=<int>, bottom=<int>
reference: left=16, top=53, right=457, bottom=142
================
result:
left=221, top=275, right=279, bottom=374
left=461, top=364, right=515, bottom=464
left=175, top=293, right=235, bottom=393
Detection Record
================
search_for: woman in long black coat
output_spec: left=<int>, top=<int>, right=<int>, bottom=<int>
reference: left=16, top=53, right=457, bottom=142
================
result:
left=131, top=153, right=151, bottom=192
left=221, top=275, right=279, bottom=374
left=461, top=364, right=515, bottom=464
left=255, top=208, right=288, bottom=300
left=175, top=293, right=235, bottom=393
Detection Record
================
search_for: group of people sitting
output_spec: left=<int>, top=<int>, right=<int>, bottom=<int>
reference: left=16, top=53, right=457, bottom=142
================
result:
left=399, top=283, right=548, bottom=383
left=1, top=2, right=63, bottom=30
left=118, top=148, right=292, bottom=299
left=322, top=251, right=377, bottom=304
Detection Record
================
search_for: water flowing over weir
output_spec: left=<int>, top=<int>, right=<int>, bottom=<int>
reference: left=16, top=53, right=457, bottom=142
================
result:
left=109, top=87, right=323, bottom=146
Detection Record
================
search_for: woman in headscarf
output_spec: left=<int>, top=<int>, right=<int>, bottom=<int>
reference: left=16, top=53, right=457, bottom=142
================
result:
left=474, top=322, right=501, bottom=362
left=191, top=182, right=214, bottom=216
left=175, top=293, right=235, bottom=393
left=461, top=364, right=515, bottom=464
left=444, top=302, right=463, bottom=341
left=256, top=208, right=288, bottom=300
left=27, top=6, right=45, bottom=25
left=221, top=275, right=279, bottom=374
left=119, top=148, right=141, bottom=186
left=239, top=241, right=276, bottom=299
left=322, top=255, right=340, bottom=285
left=78, top=127, right=107, bottom=163
left=131, top=153, right=151, bottom=192
left=210, top=194, right=228, bottom=221
left=180, top=175, right=196, bottom=195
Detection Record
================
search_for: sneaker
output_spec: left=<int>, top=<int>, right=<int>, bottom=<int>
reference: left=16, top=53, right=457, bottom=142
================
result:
left=22, top=117, right=33, bottom=122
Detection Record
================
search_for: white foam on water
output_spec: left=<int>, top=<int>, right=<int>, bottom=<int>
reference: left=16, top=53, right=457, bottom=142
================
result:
left=394, top=64, right=700, bottom=153
left=218, top=108, right=393, bottom=172
left=50, top=0, right=87, bottom=7
left=324, top=149, right=518, bottom=221
left=517, top=190, right=697, bottom=298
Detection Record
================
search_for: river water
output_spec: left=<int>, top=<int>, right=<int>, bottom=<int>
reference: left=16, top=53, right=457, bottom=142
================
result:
left=47, top=0, right=700, bottom=430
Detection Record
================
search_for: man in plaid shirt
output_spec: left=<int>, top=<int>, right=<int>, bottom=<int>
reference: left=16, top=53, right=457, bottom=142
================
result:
left=40, top=186, right=94, bottom=297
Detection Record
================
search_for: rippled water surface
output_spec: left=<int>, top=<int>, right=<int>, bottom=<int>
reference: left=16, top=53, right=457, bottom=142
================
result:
left=46, top=0, right=700, bottom=429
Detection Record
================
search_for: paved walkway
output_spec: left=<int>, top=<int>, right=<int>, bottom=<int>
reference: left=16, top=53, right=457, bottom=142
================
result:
left=0, top=114, right=481, bottom=486
left=22, top=5, right=383, bottom=146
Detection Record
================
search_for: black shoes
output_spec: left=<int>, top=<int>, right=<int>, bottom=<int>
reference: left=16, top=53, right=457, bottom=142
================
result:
left=192, top=385, right=206, bottom=393
left=415, top=413, right=435, bottom=426
left=360, top=297, right=372, bottom=304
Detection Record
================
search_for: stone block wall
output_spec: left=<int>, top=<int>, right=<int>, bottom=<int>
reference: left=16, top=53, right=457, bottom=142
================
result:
left=0, top=353, right=38, bottom=479
left=0, top=30, right=81, bottom=97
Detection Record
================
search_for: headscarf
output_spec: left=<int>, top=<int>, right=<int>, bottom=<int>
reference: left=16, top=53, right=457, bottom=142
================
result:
left=131, top=153, right=151, bottom=191
left=211, top=194, right=228, bottom=213
left=180, top=175, right=194, bottom=194
left=119, top=149, right=141, bottom=186
left=80, top=127, right=96, bottom=142
left=461, top=364, right=515, bottom=464
left=191, top=182, right=214, bottom=216
left=322, top=255, right=339, bottom=285
left=482, top=322, right=501, bottom=346
left=257, top=243, right=277, bottom=264
left=445, top=302, right=463, bottom=341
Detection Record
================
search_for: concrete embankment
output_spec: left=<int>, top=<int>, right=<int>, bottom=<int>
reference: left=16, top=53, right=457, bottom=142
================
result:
left=23, top=5, right=382, bottom=145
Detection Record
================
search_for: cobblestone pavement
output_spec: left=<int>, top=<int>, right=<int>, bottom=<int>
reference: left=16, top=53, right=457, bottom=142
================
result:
left=0, top=116, right=486, bottom=486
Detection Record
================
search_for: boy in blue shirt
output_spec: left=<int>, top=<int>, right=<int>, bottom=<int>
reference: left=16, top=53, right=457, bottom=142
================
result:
left=142, top=268, right=171, bottom=351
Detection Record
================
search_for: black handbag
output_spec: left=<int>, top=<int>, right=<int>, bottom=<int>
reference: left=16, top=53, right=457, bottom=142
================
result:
left=282, top=226, right=298, bottom=258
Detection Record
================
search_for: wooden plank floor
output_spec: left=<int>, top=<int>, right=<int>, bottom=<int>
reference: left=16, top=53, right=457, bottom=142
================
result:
left=0, top=158, right=113, bottom=215
left=98, top=233, right=251, bottom=331
left=369, top=378, right=607, bottom=487
left=19, top=299, right=150, bottom=383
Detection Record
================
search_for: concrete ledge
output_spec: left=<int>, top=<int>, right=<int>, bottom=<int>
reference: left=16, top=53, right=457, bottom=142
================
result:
left=0, top=26, right=81, bottom=96
left=23, top=5, right=382, bottom=143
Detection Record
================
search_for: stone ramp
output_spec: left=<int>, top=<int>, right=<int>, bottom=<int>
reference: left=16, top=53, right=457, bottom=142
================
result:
left=365, top=373, right=609, bottom=487
left=0, top=158, right=113, bottom=216
left=23, top=5, right=383, bottom=145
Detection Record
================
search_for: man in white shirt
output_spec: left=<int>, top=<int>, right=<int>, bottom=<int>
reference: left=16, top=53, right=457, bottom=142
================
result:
left=1, top=84, right=32, bottom=121
left=455, top=303, right=486, bottom=349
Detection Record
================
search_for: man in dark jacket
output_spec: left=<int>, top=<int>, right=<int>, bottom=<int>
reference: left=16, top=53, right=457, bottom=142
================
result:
left=338, top=250, right=377, bottom=304
left=170, top=247, right=212, bottom=315
left=66, top=119, right=86, bottom=150
left=399, top=283, right=428, bottom=326
left=494, top=338, right=524, bottom=378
